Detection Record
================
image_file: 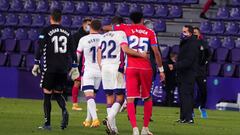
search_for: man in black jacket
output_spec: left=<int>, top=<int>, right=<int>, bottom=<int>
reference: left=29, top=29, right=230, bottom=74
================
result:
left=193, top=27, right=211, bottom=119
left=169, top=25, right=200, bottom=124
left=71, top=18, right=91, bottom=111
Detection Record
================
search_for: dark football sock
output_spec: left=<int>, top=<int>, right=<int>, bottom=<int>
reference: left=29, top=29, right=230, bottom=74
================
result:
left=54, top=93, right=67, bottom=112
left=43, top=93, right=52, bottom=126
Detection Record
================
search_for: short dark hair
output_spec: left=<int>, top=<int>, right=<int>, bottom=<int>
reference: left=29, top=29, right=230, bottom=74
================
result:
left=90, top=20, right=102, bottom=31
left=51, top=9, right=62, bottom=22
left=184, top=25, right=194, bottom=34
left=111, top=16, right=124, bottom=25
left=130, top=12, right=143, bottom=24
left=83, top=18, right=92, bottom=24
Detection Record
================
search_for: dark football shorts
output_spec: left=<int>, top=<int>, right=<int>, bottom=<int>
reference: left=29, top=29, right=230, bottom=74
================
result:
left=42, top=73, right=67, bottom=91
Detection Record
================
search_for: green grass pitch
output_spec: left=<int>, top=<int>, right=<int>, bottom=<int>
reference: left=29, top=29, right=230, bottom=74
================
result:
left=0, top=98, right=239, bottom=135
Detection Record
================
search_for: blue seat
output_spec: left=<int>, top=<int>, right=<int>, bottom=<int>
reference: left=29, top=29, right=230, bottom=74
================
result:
left=216, top=7, right=230, bottom=20
left=214, top=47, right=229, bottom=63
left=101, top=17, right=111, bottom=26
left=28, top=29, right=39, bottom=41
left=171, top=0, right=184, bottom=3
left=1, top=28, right=15, bottom=39
left=235, top=39, right=240, bottom=48
left=169, top=6, right=182, bottom=18
left=0, top=53, right=8, bottom=66
left=208, top=36, right=221, bottom=49
left=63, top=1, right=75, bottom=13
left=232, top=0, right=240, bottom=6
left=24, top=0, right=36, bottom=12
left=222, top=37, right=235, bottom=49
left=16, top=29, right=28, bottom=40
left=19, top=39, right=32, bottom=53
left=10, top=53, right=22, bottom=67
left=225, top=22, right=239, bottom=35
left=221, top=63, right=236, bottom=77
left=153, top=19, right=166, bottom=32
left=89, top=2, right=102, bottom=15
left=184, top=0, right=198, bottom=4
left=6, top=14, right=19, bottom=26
left=200, top=21, right=212, bottom=33
left=155, top=5, right=168, bottom=18
left=19, top=14, right=32, bottom=26
left=212, top=21, right=225, bottom=34
left=50, top=0, right=62, bottom=11
left=102, top=2, right=115, bottom=15
left=208, top=62, right=221, bottom=76
left=230, top=8, right=240, bottom=20
left=4, top=39, right=17, bottom=52
left=71, top=16, right=82, bottom=28
left=129, top=3, right=142, bottom=13
left=143, top=4, right=155, bottom=17
left=26, top=54, right=35, bottom=68
left=10, top=0, right=23, bottom=12
left=75, top=1, right=89, bottom=14
left=62, top=15, right=72, bottom=28
left=0, top=13, right=6, bottom=25
left=159, top=44, right=170, bottom=61
left=230, top=48, right=240, bottom=64
left=117, top=3, right=129, bottom=16
left=32, top=15, right=45, bottom=27
left=36, top=0, right=49, bottom=13
left=0, top=0, right=10, bottom=11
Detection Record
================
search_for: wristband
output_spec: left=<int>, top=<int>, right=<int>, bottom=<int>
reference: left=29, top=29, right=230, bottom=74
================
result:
left=158, top=66, right=164, bottom=73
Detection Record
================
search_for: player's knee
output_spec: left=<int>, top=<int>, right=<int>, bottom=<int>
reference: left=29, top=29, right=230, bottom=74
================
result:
left=127, top=98, right=135, bottom=103
left=85, top=95, right=95, bottom=101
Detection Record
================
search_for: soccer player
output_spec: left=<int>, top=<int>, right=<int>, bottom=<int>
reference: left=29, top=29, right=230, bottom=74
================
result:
left=76, top=20, right=102, bottom=128
left=71, top=18, right=92, bottom=111
left=98, top=16, right=147, bottom=135
left=105, top=12, right=165, bottom=135
left=32, top=9, right=79, bottom=130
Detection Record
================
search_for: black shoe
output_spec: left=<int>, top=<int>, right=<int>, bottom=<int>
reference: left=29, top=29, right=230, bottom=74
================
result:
left=180, top=119, right=194, bottom=124
left=38, top=125, right=51, bottom=130
left=103, top=118, right=114, bottom=135
left=175, top=119, right=185, bottom=123
left=61, top=110, right=69, bottom=130
left=200, top=13, right=208, bottom=19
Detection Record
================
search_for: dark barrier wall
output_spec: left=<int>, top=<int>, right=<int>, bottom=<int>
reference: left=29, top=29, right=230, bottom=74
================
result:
left=0, top=67, right=240, bottom=109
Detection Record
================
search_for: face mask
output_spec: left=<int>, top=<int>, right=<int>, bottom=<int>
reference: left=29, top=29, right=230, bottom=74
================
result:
left=85, top=25, right=90, bottom=32
left=180, top=32, right=189, bottom=40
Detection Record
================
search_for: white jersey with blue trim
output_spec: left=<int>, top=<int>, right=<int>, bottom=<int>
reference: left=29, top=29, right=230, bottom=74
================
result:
left=77, top=33, right=102, bottom=72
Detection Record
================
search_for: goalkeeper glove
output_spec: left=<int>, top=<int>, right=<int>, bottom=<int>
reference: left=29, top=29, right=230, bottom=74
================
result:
left=69, top=63, right=80, bottom=81
left=32, top=64, right=41, bottom=77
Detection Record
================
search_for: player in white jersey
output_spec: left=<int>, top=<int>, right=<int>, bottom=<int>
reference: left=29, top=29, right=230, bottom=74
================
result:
left=76, top=20, right=102, bottom=128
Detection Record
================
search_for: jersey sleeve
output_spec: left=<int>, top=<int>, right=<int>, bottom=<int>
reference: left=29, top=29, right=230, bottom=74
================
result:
left=149, top=30, right=158, bottom=47
left=76, top=38, right=84, bottom=54
left=119, top=31, right=128, bottom=46
left=113, top=24, right=126, bottom=31
left=34, top=28, right=47, bottom=64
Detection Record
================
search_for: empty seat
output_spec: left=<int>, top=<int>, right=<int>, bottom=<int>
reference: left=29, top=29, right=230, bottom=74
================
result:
left=32, top=15, right=45, bottom=27
left=230, top=48, right=240, bottom=63
left=235, top=65, right=240, bottom=77
left=230, top=8, right=240, bottom=20
left=28, top=29, right=39, bottom=41
left=101, top=17, right=111, bottom=26
left=216, top=7, right=229, bottom=19
left=221, top=63, right=236, bottom=77
left=102, top=2, right=115, bottom=15
left=169, top=5, right=182, bottom=18
left=0, top=53, right=7, bottom=66
left=212, top=21, right=225, bottom=34
left=75, top=1, right=89, bottom=14
left=0, top=0, right=10, bottom=11
left=50, top=0, right=62, bottom=11
left=1, top=28, right=15, bottom=39
left=184, top=0, right=198, bottom=4
left=117, top=3, right=129, bottom=16
left=171, top=45, right=179, bottom=54
left=61, top=15, right=71, bottom=28
left=19, top=14, right=32, bottom=26
left=36, top=0, right=49, bottom=13
left=222, top=37, right=235, bottom=49
left=159, top=44, right=170, bottom=60
left=232, top=0, right=240, bottom=5
left=153, top=19, right=166, bottom=32
left=208, top=36, right=221, bottom=48
left=225, top=22, right=239, bottom=35
left=6, top=14, right=19, bottom=26
left=89, top=2, right=102, bottom=15
left=214, top=47, right=229, bottom=62
left=26, top=54, right=35, bottom=68
left=129, top=3, right=142, bottom=13
left=0, top=13, right=6, bottom=25
left=155, top=5, right=168, bottom=18
left=19, top=39, right=32, bottom=53
left=156, top=0, right=170, bottom=3
left=71, top=16, right=82, bottom=28
left=235, top=39, right=240, bottom=48
left=24, top=0, right=36, bottom=12
left=4, top=39, right=17, bottom=52
left=200, top=21, right=212, bottom=33
left=172, top=0, right=184, bottom=3
left=143, top=4, right=155, bottom=17
left=10, top=53, right=22, bottom=67
left=10, top=0, right=23, bottom=12
left=63, top=1, right=75, bottom=13
left=208, top=62, right=221, bottom=76
left=16, top=29, right=28, bottom=40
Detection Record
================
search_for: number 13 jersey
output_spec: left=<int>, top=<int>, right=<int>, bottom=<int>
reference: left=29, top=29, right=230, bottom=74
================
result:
left=113, top=24, right=158, bottom=70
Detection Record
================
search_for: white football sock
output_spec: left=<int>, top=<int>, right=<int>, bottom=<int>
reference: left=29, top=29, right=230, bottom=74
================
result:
left=85, top=107, right=92, bottom=121
left=108, top=102, right=121, bottom=129
left=87, top=99, right=98, bottom=120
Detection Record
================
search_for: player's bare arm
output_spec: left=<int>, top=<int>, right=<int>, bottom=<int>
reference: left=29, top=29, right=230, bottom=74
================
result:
left=121, top=44, right=148, bottom=59
left=151, top=45, right=165, bottom=81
